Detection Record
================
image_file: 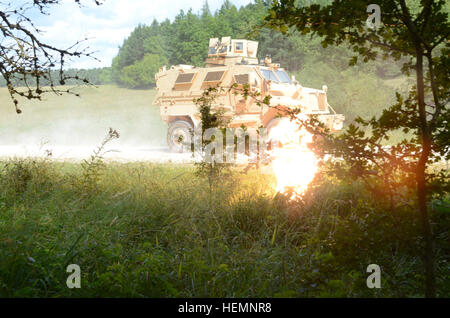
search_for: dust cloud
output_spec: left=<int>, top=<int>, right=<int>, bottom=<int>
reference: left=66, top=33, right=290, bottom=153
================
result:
left=0, top=86, right=192, bottom=163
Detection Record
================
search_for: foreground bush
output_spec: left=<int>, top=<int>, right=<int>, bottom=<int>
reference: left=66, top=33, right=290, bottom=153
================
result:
left=0, top=159, right=448, bottom=297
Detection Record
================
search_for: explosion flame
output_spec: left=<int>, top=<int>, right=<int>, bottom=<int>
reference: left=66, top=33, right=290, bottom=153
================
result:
left=268, top=117, right=318, bottom=199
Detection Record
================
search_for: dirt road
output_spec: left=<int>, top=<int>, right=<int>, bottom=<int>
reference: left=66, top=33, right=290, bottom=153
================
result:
left=0, top=144, right=193, bottom=163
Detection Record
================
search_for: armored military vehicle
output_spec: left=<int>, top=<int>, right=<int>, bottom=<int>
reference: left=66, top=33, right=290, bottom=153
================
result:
left=153, top=37, right=344, bottom=152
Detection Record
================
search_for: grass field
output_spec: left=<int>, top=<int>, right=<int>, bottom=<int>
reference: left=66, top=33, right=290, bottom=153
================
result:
left=0, top=157, right=448, bottom=297
left=0, top=85, right=166, bottom=148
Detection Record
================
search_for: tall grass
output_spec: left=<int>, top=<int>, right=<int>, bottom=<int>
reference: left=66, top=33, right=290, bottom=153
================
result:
left=0, top=158, right=448, bottom=297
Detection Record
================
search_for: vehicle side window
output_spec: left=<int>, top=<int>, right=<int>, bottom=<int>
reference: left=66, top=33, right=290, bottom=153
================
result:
left=175, top=73, right=195, bottom=84
left=174, top=72, right=196, bottom=90
left=234, top=74, right=249, bottom=85
left=235, top=42, right=243, bottom=52
left=204, top=71, right=225, bottom=82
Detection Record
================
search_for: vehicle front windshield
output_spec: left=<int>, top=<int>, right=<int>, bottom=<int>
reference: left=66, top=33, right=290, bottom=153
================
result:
left=275, top=70, right=291, bottom=84
left=261, top=69, right=279, bottom=83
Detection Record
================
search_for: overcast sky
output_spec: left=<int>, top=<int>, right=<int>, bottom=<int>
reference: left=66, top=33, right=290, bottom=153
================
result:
left=28, top=0, right=253, bottom=69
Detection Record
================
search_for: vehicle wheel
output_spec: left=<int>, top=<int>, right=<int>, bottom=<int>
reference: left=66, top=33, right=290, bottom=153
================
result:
left=265, top=118, right=283, bottom=149
left=167, top=121, right=193, bottom=153
left=266, top=118, right=282, bottom=135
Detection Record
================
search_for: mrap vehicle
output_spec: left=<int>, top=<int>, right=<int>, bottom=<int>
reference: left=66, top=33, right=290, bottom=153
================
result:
left=153, top=37, right=344, bottom=152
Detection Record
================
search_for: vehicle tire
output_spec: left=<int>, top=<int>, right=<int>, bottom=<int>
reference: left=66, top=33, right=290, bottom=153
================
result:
left=167, top=120, right=193, bottom=153
left=265, top=118, right=283, bottom=149
left=266, top=118, right=282, bottom=135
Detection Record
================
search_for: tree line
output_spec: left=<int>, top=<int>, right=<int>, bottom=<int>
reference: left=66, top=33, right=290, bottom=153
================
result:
left=110, top=0, right=407, bottom=121
left=111, top=0, right=403, bottom=87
